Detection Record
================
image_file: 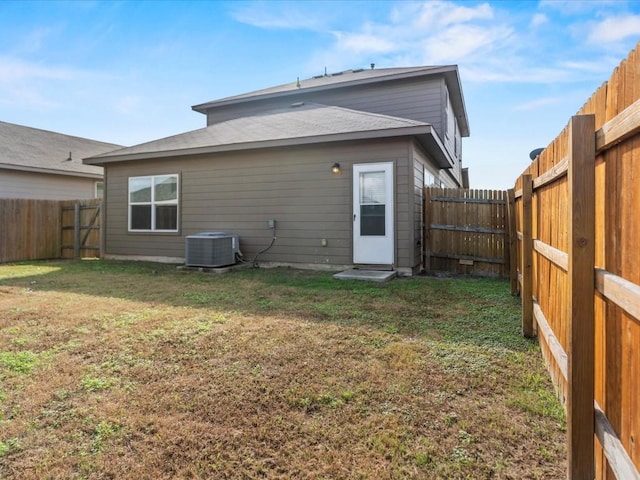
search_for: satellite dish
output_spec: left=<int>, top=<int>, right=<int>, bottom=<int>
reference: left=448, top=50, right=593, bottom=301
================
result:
left=529, top=148, right=544, bottom=160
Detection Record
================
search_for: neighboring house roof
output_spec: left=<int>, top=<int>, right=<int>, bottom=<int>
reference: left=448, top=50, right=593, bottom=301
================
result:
left=0, top=121, right=121, bottom=179
left=85, top=103, right=452, bottom=168
left=192, top=65, right=470, bottom=137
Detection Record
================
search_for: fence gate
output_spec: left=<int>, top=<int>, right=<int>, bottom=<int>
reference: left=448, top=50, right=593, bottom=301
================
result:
left=424, top=187, right=509, bottom=277
left=61, top=199, right=102, bottom=259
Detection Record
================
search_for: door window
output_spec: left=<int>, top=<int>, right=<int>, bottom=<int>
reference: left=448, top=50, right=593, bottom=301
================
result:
left=359, top=171, right=386, bottom=236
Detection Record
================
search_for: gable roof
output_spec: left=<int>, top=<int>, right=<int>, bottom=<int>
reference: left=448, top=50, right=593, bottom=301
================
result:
left=192, top=65, right=469, bottom=137
left=0, top=121, right=121, bottom=178
left=85, top=103, right=453, bottom=168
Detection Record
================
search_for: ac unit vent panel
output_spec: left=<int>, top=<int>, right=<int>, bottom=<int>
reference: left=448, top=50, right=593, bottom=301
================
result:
left=185, top=232, right=239, bottom=268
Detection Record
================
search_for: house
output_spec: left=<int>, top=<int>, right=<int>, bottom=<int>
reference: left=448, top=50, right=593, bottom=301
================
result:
left=0, top=121, right=121, bottom=200
left=85, top=65, right=470, bottom=275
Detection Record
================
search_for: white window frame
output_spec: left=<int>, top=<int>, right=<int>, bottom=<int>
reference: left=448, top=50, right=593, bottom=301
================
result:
left=128, top=174, right=179, bottom=232
left=444, top=88, right=449, bottom=140
left=424, top=166, right=441, bottom=188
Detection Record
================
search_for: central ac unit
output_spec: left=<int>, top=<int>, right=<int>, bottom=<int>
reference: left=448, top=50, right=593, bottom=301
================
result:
left=185, top=232, right=240, bottom=268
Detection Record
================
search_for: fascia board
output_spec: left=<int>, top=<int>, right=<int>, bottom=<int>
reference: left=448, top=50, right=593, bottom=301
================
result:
left=416, top=130, right=455, bottom=169
left=0, top=163, right=103, bottom=179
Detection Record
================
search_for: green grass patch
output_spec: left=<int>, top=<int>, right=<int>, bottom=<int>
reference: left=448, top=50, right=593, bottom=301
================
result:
left=0, top=351, right=38, bottom=375
left=80, top=376, right=116, bottom=392
left=0, top=438, right=20, bottom=457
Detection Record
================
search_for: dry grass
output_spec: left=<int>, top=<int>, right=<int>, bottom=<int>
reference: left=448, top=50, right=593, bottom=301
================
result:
left=0, top=260, right=565, bottom=479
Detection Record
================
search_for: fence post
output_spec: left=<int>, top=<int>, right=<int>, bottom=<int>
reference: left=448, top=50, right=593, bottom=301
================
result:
left=423, top=187, right=432, bottom=272
left=73, top=202, right=80, bottom=259
left=521, top=175, right=534, bottom=337
left=99, top=201, right=104, bottom=259
left=507, top=188, right=518, bottom=294
left=567, top=114, right=596, bottom=480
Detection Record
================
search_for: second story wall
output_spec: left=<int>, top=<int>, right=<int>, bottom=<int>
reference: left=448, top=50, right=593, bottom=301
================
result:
left=202, top=73, right=465, bottom=185
left=205, top=76, right=445, bottom=139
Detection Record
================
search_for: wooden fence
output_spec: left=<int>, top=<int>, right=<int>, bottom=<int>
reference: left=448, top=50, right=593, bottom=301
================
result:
left=512, top=42, right=640, bottom=480
left=60, top=199, right=101, bottom=259
left=424, top=187, right=509, bottom=276
left=0, top=198, right=101, bottom=263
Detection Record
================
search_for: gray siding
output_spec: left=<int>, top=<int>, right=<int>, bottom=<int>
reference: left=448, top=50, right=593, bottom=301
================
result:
left=206, top=77, right=444, bottom=136
left=441, top=81, right=463, bottom=185
left=104, top=138, right=418, bottom=270
left=205, top=76, right=465, bottom=188
left=0, top=168, right=99, bottom=200
left=412, top=143, right=426, bottom=271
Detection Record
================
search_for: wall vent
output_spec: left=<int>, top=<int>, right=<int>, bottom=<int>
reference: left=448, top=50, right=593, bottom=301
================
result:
left=185, top=232, right=239, bottom=268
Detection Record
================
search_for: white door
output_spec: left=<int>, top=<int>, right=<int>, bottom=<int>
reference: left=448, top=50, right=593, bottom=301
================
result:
left=353, top=162, right=394, bottom=265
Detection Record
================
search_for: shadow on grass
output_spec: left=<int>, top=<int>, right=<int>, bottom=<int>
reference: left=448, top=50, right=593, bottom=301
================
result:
left=0, top=259, right=536, bottom=353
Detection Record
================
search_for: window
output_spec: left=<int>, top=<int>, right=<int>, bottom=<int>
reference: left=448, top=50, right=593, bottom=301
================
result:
left=359, top=171, right=386, bottom=236
left=128, top=174, right=178, bottom=232
left=443, top=89, right=449, bottom=139
left=444, top=87, right=455, bottom=142
left=95, top=181, right=104, bottom=199
left=424, top=167, right=441, bottom=188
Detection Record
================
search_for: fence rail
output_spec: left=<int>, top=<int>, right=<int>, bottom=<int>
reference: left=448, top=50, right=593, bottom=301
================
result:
left=423, top=187, right=509, bottom=276
left=512, top=42, right=640, bottom=480
left=0, top=198, right=101, bottom=263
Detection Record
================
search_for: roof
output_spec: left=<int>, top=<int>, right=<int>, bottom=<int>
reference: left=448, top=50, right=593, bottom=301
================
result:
left=192, top=65, right=469, bottom=137
left=85, top=103, right=453, bottom=168
left=0, top=121, right=121, bottom=178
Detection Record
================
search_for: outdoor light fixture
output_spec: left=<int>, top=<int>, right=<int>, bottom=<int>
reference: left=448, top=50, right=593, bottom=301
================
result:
left=331, top=162, right=341, bottom=173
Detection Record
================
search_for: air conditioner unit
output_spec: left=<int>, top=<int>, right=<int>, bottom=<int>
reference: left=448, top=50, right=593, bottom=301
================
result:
left=185, top=232, right=240, bottom=268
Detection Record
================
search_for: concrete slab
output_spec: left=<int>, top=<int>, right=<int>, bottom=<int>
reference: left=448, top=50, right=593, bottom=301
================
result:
left=333, top=268, right=397, bottom=283
left=177, top=262, right=252, bottom=274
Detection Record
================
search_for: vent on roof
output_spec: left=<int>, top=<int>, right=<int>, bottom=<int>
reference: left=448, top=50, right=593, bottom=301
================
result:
left=185, top=232, right=239, bottom=268
left=331, top=71, right=343, bottom=76
left=312, top=75, right=324, bottom=79
left=353, top=68, right=364, bottom=73
left=290, top=102, right=305, bottom=108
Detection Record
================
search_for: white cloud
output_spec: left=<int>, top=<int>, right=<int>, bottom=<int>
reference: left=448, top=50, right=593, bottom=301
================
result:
left=232, top=0, right=636, bottom=87
left=513, top=96, right=564, bottom=111
left=538, top=0, right=617, bottom=15
left=460, top=65, right=573, bottom=84
left=229, top=2, right=328, bottom=31
left=0, top=56, right=120, bottom=112
left=305, top=0, right=514, bottom=75
left=0, top=57, right=75, bottom=83
left=0, top=84, right=61, bottom=109
left=421, top=24, right=513, bottom=64
left=412, top=1, right=494, bottom=28
left=530, top=13, right=548, bottom=28
left=559, top=59, right=615, bottom=74
left=334, top=32, right=396, bottom=53
left=588, top=15, right=640, bottom=43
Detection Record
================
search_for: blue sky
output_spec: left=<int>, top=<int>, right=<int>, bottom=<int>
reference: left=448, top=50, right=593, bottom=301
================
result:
left=1, top=0, right=639, bottom=189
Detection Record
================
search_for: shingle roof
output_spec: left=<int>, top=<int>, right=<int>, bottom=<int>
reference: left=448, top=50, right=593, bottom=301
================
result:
left=86, top=103, right=445, bottom=165
left=192, top=66, right=449, bottom=111
left=0, top=121, right=121, bottom=178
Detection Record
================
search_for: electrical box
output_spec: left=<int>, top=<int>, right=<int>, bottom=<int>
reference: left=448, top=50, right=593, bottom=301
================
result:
left=268, top=219, right=276, bottom=228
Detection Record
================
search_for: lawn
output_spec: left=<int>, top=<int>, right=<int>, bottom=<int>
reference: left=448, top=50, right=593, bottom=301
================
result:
left=0, top=260, right=565, bottom=479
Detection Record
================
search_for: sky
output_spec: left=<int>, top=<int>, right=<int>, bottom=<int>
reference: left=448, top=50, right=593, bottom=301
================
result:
left=1, top=0, right=639, bottom=189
